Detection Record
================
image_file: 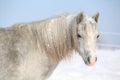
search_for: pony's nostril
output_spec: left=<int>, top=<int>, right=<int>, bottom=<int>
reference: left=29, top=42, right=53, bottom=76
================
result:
left=87, top=56, right=97, bottom=65
left=95, top=57, right=97, bottom=62
left=87, top=57, right=90, bottom=63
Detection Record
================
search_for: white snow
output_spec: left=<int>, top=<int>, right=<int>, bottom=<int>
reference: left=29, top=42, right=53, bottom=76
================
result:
left=49, top=49, right=120, bottom=80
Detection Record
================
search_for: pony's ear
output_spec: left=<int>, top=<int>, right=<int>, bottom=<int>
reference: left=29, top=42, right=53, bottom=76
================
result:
left=76, top=12, right=85, bottom=24
left=92, top=12, right=99, bottom=23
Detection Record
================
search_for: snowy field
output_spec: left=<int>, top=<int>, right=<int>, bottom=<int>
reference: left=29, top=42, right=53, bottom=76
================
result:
left=49, top=49, right=120, bottom=80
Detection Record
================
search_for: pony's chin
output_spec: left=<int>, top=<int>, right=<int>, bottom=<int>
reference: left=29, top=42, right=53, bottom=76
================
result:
left=84, top=61, right=96, bottom=66
left=86, top=63, right=95, bottom=66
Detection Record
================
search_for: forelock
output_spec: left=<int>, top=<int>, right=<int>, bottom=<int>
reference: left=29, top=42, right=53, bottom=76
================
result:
left=85, top=16, right=96, bottom=24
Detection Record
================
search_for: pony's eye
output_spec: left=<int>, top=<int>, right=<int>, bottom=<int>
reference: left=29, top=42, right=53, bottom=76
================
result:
left=77, top=34, right=82, bottom=38
left=97, top=35, right=100, bottom=38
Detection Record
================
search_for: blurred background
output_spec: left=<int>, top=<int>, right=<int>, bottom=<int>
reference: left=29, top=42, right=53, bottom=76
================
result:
left=0, top=0, right=120, bottom=80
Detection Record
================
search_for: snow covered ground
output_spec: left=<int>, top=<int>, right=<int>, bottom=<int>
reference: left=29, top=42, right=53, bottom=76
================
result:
left=49, top=49, right=120, bottom=80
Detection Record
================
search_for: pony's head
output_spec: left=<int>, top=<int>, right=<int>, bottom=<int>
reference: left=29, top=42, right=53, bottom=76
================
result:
left=75, top=12, right=99, bottom=66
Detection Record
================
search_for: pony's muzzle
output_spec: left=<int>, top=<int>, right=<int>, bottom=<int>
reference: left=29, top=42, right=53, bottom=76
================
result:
left=87, top=56, right=97, bottom=65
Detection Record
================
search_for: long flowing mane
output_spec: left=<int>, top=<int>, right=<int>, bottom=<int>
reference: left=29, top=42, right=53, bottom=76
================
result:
left=12, top=14, right=78, bottom=62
